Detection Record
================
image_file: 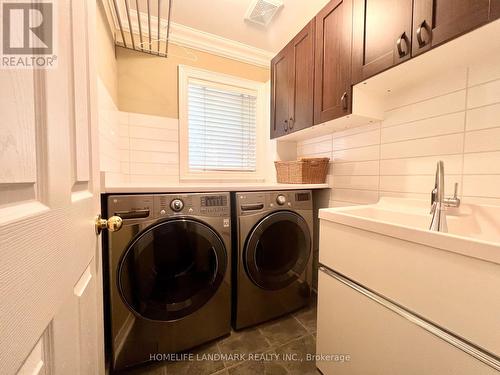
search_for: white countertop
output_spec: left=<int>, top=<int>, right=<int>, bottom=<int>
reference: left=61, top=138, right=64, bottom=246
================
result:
left=102, top=183, right=329, bottom=194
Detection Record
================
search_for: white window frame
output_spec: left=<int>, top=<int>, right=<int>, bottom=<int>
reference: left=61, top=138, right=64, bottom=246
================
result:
left=178, top=65, right=267, bottom=182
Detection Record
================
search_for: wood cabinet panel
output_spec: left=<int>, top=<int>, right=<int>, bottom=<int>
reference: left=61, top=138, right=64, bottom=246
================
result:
left=289, top=20, right=315, bottom=133
left=270, top=47, right=291, bottom=139
left=270, top=0, right=499, bottom=139
left=352, top=0, right=413, bottom=83
left=412, top=0, right=490, bottom=56
left=492, top=1, right=500, bottom=20
left=314, top=0, right=353, bottom=124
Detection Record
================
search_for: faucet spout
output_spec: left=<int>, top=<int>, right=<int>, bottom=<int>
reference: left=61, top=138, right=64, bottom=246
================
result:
left=434, top=160, right=445, bottom=203
left=429, top=201, right=448, bottom=232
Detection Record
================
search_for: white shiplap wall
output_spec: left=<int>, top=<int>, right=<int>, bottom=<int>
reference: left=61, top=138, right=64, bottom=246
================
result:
left=98, top=75, right=180, bottom=185
left=103, top=109, right=288, bottom=185
left=298, top=57, right=500, bottom=207
left=118, top=112, right=180, bottom=184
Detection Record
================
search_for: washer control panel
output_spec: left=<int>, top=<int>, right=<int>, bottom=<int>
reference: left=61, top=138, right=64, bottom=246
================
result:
left=155, top=193, right=229, bottom=217
left=170, top=198, right=184, bottom=212
left=199, top=194, right=229, bottom=216
left=108, top=195, right=154, bottom=220
left=108, top=193, right=230, bottom=225
left=157, top=195, right=191, bottom=216
left=276, top=194, right=286, bottom=205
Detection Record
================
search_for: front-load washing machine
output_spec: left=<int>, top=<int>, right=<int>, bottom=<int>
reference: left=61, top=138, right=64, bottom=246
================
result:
left=232, top=190, right=313, bottom=330
left=104, top=193, right=231, bottom=371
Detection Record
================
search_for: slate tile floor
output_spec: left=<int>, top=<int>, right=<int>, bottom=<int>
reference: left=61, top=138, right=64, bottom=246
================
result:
left=121, top=300, right=319, bottom=375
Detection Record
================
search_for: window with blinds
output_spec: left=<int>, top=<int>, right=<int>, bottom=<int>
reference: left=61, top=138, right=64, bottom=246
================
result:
left=187, top=82, right=257, bottom=172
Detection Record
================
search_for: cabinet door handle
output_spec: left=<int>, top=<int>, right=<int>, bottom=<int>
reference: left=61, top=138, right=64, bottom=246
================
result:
left=289, top=117, right=294, bottom=129
left=396, top=32, right=409, bottom=58
left=340, top=92, right=348, bottom=111
left=284, top=119, right=288, bottom=132
left=416, top=20, right=429, bottom=48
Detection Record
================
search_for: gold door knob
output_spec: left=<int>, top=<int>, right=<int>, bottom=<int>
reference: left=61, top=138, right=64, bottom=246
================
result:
left=95, top=214, right=123, bottom=235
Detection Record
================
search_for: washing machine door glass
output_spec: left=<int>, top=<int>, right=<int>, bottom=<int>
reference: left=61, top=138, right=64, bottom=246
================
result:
left=244, top=211, right=311, bottom=290
left=117, top=218, right=227, bottom=321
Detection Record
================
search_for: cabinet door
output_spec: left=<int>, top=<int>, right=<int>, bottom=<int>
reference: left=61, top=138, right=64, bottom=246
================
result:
left=492, top=1, right=500, bottom=20
left=289, top=20, right=315, bottom=133
left=270, top=46, right=291, bottom=139
left=316, top=269, right=500, bottom=375
left=412, top=0, right=490, bottom=56
left=352, top=0, right=413, bottom=83
left=314, top=0, right=353, bottom=125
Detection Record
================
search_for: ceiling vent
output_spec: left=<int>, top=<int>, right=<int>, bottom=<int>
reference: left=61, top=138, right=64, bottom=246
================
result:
left=245, top=0, right=283, bottom=27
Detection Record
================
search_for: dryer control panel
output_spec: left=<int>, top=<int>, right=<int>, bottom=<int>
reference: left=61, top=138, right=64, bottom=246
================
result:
left=237, top=190, right=312, bottom=215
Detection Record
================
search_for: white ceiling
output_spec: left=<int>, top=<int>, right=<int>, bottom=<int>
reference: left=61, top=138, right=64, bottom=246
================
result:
left=132, top=0, right=330, bottom=53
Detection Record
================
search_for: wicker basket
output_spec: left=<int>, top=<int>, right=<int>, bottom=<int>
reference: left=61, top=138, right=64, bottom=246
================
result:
left=274, top=157, right=330, bottom=184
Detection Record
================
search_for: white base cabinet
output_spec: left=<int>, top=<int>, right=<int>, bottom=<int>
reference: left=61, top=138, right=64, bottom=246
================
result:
left=316, top=268, right=499, bottom=375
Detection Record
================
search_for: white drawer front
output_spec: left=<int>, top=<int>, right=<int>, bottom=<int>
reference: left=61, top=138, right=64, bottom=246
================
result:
left=319, top=219, right=500, bottom=357
left=316, top=269, right=500, bottom=375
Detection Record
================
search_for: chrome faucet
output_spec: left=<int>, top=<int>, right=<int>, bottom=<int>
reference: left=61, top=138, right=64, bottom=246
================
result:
left=429, top=161, right=461, bottom=232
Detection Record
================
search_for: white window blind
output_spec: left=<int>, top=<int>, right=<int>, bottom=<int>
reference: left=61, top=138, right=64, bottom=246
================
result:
left=187, top=81, right=257, bottom=172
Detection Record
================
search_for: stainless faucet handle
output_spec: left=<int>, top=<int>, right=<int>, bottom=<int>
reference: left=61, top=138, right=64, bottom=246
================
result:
left=444, top=182, right=461, bottom=207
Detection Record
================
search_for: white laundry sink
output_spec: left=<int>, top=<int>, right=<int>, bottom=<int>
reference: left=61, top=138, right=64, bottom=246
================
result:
left=316, top=198, right=500, bottom=374
left=319, top=197, right=500, bottom=265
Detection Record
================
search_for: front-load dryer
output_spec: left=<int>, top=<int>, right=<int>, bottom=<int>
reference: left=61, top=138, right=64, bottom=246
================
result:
left=232, top=190, right=313, bottom=330
left=105, top=193, right=231, bottom=371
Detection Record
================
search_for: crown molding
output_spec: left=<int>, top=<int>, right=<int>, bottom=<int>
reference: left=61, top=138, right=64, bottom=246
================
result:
left=169, top=23, right=273, bottom=68
left=105, top=0, right=273, bottom=68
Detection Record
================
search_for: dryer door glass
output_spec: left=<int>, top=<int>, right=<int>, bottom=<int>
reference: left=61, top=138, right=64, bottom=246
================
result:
left=117, top=218, right=227, bottom=321
left=244, top=211, right=311, bottom=290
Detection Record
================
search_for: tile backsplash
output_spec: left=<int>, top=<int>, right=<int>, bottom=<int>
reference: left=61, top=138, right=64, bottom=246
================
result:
left=98, top=82, right=286, bottom=186
left=114, top=111, right=285, bottom=185
left=118, top=112, right=180, bottom=184
left=298, top=57, right=500, bottom=207
left=98, top=77, right=180, bottom=185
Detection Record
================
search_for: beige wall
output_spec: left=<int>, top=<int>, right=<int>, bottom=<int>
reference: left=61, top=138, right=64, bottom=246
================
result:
left=117, top=44, right=270, bottom=118
left=96, top=0, right=118, bottom=104
left=95, top=9, right=272, bottom=183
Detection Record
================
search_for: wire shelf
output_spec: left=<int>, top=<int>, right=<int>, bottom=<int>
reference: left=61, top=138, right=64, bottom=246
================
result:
left=110, top=0, right=173, bottom=58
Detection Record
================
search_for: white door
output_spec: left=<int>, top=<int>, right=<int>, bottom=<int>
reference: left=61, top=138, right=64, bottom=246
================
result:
left=0, top=1, right=104, bottom=374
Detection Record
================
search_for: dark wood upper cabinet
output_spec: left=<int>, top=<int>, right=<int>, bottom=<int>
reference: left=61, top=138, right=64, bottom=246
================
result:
left=271, top=0, right=500, bottom=139
left=270, top=45, right=291, bottom=139
left=314, top=0, right=353, bottom=125
left=271, top=20, right=315, bottom=138
left=412, top=0, right=491, bottom=56
left=289, top=20, right=315, bottom=133
left=492, top=1, right=500, bottom=20
left=352, top=0, right=413, bottom=84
